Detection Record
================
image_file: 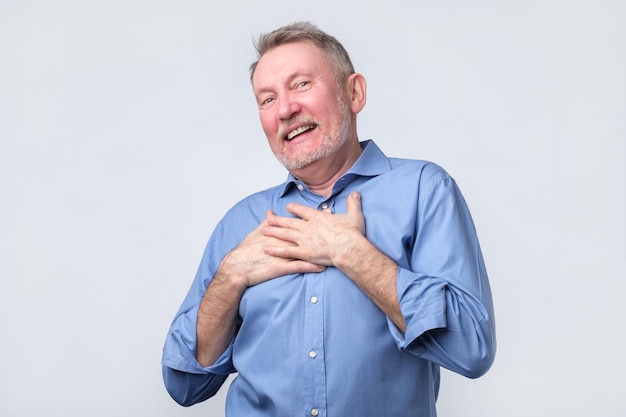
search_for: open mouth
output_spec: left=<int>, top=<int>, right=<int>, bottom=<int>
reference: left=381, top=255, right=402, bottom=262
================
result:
left=285, top=124, right=316, bottom=141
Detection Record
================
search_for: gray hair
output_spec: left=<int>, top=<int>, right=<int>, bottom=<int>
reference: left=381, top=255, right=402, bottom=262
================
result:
left=249, top=21, right=355, bottom=88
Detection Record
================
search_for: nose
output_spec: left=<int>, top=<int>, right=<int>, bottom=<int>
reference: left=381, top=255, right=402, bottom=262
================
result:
left=277, top=93, right=301, bottom=121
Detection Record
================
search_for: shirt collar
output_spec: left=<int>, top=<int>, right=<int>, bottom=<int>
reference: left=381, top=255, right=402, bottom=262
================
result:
left=278, top=139, right=391, bottom=197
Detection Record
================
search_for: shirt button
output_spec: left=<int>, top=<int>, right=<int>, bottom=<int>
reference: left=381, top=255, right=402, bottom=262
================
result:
left=309, top=350, right=317, bottom=358
left=310, top=296, right=318, bottom=304
left=297, top=184, right=304, bottom=191
left=320, top=202, right=329, bottom=209
left=311, top=408, right=319, bottom=416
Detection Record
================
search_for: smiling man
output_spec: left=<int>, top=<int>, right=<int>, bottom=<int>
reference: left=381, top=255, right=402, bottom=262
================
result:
left=162, top=21, right=496, bottom=417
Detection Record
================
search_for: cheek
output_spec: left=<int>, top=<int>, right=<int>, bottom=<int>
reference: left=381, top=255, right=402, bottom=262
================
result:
left=259, top=114, right=283, bottom=155
left=259, top=112, right=277, bottom=138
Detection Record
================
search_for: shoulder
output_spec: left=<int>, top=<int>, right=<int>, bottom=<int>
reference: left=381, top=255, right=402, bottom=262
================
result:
left=388, top=157, right=453, bottom=186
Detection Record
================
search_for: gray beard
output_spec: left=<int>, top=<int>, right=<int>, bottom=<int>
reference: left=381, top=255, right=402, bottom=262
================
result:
left=276, top=98, right=352, bottom=171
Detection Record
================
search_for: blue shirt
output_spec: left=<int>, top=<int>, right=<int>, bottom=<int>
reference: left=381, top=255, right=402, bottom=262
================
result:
left=162, top=140, right=496, bottom=417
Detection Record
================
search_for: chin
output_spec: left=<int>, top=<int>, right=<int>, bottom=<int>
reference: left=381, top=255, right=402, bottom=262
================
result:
left=277, top=150, right=325, bottom=171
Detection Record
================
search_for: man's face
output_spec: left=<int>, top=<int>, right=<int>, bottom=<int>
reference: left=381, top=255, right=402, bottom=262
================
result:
left=252, top=40, right=352, bottom=171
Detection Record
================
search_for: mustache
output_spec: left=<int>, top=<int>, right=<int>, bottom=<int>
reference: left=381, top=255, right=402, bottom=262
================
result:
left=277, top=115, right=320, bottom=138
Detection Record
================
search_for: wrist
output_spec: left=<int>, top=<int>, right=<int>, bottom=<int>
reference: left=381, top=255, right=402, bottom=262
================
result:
left=215, top=257, right=249, bottom=295
left=333, top=233, right=370, bottom=272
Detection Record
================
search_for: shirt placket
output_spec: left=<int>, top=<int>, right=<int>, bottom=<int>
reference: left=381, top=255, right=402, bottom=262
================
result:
left=301, top=270, right=327, bottom=417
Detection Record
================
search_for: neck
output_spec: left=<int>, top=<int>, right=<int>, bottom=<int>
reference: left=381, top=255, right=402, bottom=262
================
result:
left=289, top=139, right=362, bottom=198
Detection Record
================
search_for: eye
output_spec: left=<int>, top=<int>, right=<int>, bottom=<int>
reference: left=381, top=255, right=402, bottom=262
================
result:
left=259, top=96, right=275, bottom=109
left=294, top=80, right=312, bottom=91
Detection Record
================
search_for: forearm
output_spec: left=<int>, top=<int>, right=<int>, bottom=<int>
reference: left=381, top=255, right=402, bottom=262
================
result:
left=335, top=235, right=406, bottom=331
left=196, top=267, right=246, bottom=367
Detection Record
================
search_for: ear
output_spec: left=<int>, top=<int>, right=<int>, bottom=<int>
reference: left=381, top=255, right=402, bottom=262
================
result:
left=347, top=73, right=367, bottom=113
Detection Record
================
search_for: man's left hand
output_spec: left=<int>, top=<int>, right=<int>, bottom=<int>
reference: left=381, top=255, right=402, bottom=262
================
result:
left=262, top=191, right=365, bottom=267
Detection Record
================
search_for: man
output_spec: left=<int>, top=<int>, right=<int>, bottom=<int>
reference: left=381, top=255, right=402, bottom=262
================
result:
left=162, top=21, right=496, bottom=416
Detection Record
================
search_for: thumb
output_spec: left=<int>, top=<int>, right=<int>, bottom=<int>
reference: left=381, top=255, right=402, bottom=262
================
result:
left=346, top=191, right=362, bottom=217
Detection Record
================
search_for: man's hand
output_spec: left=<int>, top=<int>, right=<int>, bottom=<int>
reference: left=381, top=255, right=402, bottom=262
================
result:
left=261, top=191, right=366, bottom=267
left=220, top=210, right=327, bottom=290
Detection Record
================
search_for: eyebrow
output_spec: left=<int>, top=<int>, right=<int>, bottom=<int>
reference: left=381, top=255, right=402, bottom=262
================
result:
left=253, top=70, right=315, bottom=96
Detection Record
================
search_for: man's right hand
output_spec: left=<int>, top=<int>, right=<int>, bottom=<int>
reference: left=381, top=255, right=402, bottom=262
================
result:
left=218, top=209, right=327, bottom=290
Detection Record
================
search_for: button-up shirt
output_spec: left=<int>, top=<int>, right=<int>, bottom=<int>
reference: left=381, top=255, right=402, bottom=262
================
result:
left=162, top=140, right=496, bottom=416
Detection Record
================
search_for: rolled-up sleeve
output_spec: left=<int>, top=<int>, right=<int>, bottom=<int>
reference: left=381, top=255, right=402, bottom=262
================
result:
left=388, top=171, right=496, bottom=378
left=161, top=221, right=239, bottom=405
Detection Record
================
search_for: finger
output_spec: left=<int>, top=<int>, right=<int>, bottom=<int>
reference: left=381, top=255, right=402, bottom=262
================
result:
left=285, top=202, right=319, bottom=220
left=346, top=191, right=362, bottom=217
left=263, top=244, right=304, bottom=261
left=262, top=224, right=299, bottom=243
left=276, top=260, right=326, bottom=275
left=265, top=213, right=301, bottom=231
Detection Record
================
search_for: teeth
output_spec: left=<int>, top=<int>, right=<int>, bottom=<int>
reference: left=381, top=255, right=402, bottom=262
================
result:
left=286, top=125, right=314, bottom=140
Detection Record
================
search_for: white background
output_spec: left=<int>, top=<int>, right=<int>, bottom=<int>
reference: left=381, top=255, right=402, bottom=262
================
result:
left=1, top=1, right=624, bottom=416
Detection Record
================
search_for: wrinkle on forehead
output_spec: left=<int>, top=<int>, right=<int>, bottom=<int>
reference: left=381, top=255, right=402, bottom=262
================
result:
left=252, top=41, right=332, bottom=94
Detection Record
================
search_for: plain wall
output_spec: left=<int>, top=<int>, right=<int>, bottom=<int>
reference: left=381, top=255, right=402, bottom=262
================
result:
left=1, top=1, right=624, bottom=416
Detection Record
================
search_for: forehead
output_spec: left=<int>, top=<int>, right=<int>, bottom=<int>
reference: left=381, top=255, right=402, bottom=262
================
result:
left=252, top=40, right=333, bottom=90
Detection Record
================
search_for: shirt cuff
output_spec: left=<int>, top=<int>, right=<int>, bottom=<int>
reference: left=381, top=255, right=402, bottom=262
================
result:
left=162, top=330, right=235, bottom=376
left=391, top=266, right=448, bottom=351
